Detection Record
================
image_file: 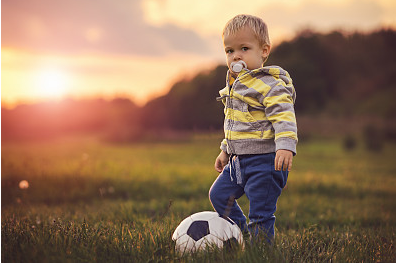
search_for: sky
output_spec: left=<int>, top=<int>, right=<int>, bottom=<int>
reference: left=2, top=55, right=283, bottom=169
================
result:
left=2, top=0, right=396, bottom=108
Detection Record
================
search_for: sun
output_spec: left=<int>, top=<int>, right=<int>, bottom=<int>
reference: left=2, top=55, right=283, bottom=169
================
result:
left=36, top=69, right=69, bottom=99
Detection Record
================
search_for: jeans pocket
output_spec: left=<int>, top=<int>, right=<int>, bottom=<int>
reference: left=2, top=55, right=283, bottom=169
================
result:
left=275, top=169, right=288, bottom=189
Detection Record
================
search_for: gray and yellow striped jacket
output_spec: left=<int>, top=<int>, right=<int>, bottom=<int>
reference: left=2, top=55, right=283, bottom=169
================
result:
left=218, top=66, right=298, bottom=155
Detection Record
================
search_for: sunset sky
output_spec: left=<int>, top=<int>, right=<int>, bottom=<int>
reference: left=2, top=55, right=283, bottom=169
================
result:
left=2, top=0, right=396, bottom=108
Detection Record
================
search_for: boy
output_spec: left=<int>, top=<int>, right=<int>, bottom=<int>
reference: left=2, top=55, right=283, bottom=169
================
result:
left=209, top=14, right=297, bottom=242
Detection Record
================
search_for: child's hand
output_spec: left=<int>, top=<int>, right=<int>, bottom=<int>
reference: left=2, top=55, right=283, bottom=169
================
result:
left=275, top=149, right=293, bottom=171
left=215, top=151, right=229, bottom=173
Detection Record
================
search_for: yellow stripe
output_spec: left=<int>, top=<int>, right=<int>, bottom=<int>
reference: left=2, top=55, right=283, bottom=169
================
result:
left=240, top=96, right=263, bottom=108
left=219, top=87, right=229, bottom=97
left=263, top=93, right=293, bottom=107
left=250, top=110, right=267, bottom=121
left=275, top=131, right=298, bottom=141
left=230, top=91, right=263, bottom=111
left=231, top=109, right=251, bottom=122
left=231, top=91, right=244, bottom=101
left=285, top=82, right=294, bottom=89
left=239, top=74, right=272, bottom=97
left=226, top=130, right=275, bottom=140
left=268, top=111, right=296, bottom=123
left=229, top=75, right=236, bottom=86
left=226, top=108, right=268, bottom=123
left=268, top=67, right=281, bottom=76
left=227, top=104, right=295, bottom=123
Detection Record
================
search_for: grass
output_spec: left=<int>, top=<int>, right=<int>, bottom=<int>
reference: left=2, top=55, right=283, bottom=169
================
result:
left=2, top=134, right=396, bottom=262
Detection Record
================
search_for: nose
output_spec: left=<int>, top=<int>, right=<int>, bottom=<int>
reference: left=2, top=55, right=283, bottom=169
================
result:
left=233, top=51, right=241, bottom=61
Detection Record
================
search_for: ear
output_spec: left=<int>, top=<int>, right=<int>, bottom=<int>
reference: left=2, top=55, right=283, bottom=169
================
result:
left=261, top=44, right=271, bottom=58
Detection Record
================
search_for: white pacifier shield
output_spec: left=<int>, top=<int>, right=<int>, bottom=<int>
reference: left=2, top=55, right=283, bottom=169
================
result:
left=230, top=61, right=247, bottom=73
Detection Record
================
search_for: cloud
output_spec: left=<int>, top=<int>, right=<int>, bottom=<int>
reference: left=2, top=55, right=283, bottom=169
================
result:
left=1, top=0, right=212, bottom=56
left=141, top=0, right=394, bottom=45
left=260, top=0, right=384, bottom=37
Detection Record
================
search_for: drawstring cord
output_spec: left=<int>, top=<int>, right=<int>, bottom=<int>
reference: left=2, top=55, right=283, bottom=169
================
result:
left=229, top=154, right=243, bottom=185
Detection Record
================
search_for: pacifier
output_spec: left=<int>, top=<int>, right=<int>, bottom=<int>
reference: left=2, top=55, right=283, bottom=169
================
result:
left=230, top=60, right=247, bottom=73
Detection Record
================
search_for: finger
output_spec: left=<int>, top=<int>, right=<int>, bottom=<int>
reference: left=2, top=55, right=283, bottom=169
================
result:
left=276, top=156, right=284, bottom=171
left=282, top=158, right=288, bottom=171
left=284, top=156, right=292, bottom=171
left=274, top=155, right=279, bottom=170
left=217, top=160, right=227, bottom=173
left=288, top=159, right=293, bottom=171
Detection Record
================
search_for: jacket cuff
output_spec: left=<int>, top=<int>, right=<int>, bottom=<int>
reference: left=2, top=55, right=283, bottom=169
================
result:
left=275, top=137, right=297, bottom=155
left=220, top=139, right=228, bottom=153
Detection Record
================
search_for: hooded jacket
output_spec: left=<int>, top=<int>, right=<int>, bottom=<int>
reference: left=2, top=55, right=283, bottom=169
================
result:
left=218, top=65, right=297, bottom=155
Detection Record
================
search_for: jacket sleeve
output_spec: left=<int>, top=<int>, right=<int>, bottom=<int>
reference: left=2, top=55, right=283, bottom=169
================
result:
left=220, top=139, right=228, bottom=153
left=262, top=83, right=298, bottom=155
left=218, top=86, right=230, bottom=153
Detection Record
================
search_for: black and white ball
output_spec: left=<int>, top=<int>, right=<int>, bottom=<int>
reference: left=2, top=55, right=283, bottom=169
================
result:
left=172, top=211, right=244, bottom=253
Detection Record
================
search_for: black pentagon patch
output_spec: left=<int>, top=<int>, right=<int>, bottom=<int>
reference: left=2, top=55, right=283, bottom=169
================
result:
left=187, top=221, right=210, bottom=241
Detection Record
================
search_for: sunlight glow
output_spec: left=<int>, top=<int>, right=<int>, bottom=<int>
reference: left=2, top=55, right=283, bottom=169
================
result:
left=1, top=49, right=219, bottom=108
left=2, top=0, right=395, bottom=108
left=36, top=68, right=69, bottom=99
left=19, top=180, right=29, bottom=189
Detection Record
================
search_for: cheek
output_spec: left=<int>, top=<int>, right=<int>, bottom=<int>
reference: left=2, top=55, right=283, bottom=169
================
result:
left=225, top=56, right=232, bottom=65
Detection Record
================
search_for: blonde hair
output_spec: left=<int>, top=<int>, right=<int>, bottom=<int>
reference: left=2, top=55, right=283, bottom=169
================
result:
left=222, top=14, right=271, bottom=47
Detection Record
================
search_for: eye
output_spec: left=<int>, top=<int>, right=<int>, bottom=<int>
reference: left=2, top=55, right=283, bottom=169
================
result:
left=225, top=49, right=234, bottom=54
left=242, top=47, right=249, bottom=51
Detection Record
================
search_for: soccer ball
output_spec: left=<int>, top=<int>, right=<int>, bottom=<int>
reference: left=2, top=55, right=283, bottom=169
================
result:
left=172, top=211, right=244, bottom=253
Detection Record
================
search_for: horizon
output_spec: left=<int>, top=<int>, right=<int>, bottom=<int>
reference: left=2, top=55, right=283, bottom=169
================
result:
left=2, top=0, right=396, bottom=109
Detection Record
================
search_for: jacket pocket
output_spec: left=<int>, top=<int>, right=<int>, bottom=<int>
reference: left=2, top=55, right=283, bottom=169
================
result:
left=243, top=103, right=264, bottom=135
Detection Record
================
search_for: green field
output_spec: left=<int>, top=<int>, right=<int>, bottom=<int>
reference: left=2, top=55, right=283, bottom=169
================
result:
left=2, top=134, right=396, bottom=262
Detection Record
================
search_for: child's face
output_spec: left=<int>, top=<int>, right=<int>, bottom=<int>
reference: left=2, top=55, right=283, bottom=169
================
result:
left=223, top=26, right=270, bottom=75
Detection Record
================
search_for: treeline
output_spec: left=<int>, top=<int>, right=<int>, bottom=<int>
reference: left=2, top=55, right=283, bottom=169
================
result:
left=2, top=98, right=140, bottom=141
left=270, top=29, right=396, bottom=116
left=2, top=29, right=396, bottom=141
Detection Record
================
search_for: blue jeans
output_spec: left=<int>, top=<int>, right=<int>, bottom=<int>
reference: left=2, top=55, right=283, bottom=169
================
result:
left=209, top=153, right=288, bottom=241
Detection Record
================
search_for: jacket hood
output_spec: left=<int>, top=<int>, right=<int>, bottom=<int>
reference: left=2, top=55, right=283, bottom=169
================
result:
left=226, top=65, right=292, bottom=87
